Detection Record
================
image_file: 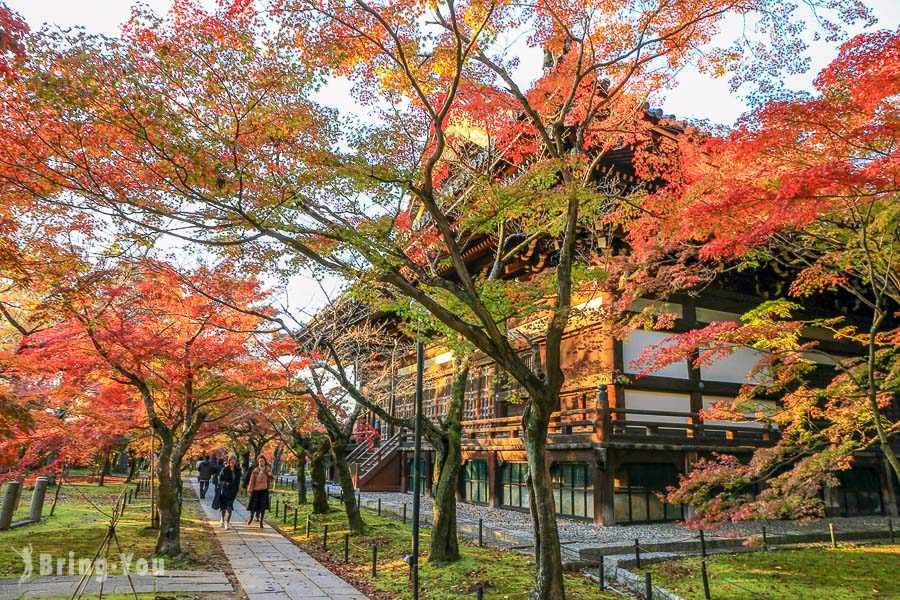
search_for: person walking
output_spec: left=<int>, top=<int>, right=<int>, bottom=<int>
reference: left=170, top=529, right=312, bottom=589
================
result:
left=197, top=455, right=213, bottom=499
left=217, top=455, right=241, bottom=530
left=246, top=455, right=274, bottom=528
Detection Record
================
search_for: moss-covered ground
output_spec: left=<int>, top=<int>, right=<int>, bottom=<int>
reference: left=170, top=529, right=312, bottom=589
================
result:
left=0, top=477, right=227, bottom=578
left=267, top=488, right=617, bottom=599
left=636, top=543, right=900, bottom=599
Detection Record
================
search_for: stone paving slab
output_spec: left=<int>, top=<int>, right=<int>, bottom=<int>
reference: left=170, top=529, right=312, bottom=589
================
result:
left=0, top=570, right=232, bottom=599
left=191, top=479, right=369, bottom=600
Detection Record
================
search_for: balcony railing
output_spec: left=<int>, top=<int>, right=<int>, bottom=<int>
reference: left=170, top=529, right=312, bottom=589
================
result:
left=454, top=404, right=776, bottom=448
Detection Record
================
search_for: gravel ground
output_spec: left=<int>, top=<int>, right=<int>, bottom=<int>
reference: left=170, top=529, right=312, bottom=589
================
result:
left=359, top=491, right=895, bottom=548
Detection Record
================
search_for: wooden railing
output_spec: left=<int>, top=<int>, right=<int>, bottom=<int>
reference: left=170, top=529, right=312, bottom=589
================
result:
left=453, top=405, right=776, bottom=447
left=356, top=432, right=401, bottom=477
left=603, top=407, right=776, bottom=444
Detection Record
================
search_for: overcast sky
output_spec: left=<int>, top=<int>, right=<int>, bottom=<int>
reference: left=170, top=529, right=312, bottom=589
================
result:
left=8, top=0, right=899, bottom=315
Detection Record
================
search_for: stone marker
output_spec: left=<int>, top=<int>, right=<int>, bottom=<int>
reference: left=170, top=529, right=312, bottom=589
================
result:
left=0, top=481, right=21, bottom=530
left=29, top=477, right=50, bottom=522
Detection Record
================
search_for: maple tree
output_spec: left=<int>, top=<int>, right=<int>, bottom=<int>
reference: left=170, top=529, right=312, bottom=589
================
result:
left=266, top=386, right=322, bottom=507
left=303, top=298, right=475, bottom=562
left=0, top=2, right=25, bottom=80
left=619, top=29, right=899, bottom=524
left=19, top=259, right=281, bottom=555
left=270, top=2, right=872, bottom=593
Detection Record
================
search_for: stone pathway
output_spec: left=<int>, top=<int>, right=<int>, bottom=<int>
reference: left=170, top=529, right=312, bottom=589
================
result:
left=192, top=479, right=369, bottom=600
left=0, top=570, right=232, bottom=599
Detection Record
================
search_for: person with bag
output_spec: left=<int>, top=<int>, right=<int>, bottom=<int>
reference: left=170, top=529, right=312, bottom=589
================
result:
left=246, top=455, right=274, bottom=528
left=217, top=455, right=241, bottom=529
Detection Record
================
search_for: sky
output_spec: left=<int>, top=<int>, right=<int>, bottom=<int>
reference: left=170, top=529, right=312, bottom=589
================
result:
left=7, top=0, right=899, bottom=315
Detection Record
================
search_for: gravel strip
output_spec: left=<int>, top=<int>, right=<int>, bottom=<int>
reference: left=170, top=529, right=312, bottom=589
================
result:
left=359, top=491, right=895, bottom=548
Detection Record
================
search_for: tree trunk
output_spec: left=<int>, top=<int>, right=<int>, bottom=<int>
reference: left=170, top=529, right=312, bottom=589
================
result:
left=310, top=444, right=329, bottom=514
left=296, top=452, right=307, bottom=504
left=331, top=439, right=365, bottom=533
left=154, top=442, right=184, bottom=557
left=428, top=360, right=466, bottom=563
left=240, top=451, right=251, bottom=488
left=125, top=452, right=139, bottom=483
left=524, top=399, right=565, bottom=600
left=273, top=445, right=284, bottom=476
left=97, top=450, right=109, bottom=486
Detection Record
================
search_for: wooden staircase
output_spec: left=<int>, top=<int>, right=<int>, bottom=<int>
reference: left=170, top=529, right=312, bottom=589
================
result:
left=349, top=431, right=402, bottom=490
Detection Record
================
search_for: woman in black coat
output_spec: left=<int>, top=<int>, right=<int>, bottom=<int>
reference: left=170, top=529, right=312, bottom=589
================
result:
left=217, top=455, right=241, bottom=530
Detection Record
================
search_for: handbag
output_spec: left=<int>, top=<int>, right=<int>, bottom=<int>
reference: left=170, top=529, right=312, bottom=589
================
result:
left=211, top=484, right=221, bottom=510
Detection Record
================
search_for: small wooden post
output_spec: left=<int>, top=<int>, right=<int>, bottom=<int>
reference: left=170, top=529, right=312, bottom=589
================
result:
left=323, top=524, right=329, bottom=549
left=634, top=539, right=641, bottom=569
left=344, top=533, right=350, bottom=563
left=306, top=515, right=311, bottom=538
left=645, top=572, right=653, bottom=600
left=275, top=498, right=280, bottom=518
left=371, top=545, right=377, bottom=578
left=402, top=503, right=407, bottom=523
left=829, top=522, right=837, bottom=548
left=377, top=498, right=381, bottom=516
left=699, top=530, right=707, bottom=558
left=476, top=584, right=484, bottom=599
left=701, top=560, right=711, bottom=600
left=294, top=507, right=298, bottom=532
left=283, top=503, right=288, bottom=524
left=49, top=478, right=64, bottom=517
left=889, top=519, right=894, bottom=544
left=598, top=555, right=605, bottom=590
left=762, top=526, right=768, bottom=552
left=478, top=517, right=483, bottom=547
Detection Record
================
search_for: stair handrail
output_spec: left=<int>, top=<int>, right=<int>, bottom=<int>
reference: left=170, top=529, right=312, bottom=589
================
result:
left=346, top=442, right=371, bottom=464
left=359, top=432, right=401, bottom=473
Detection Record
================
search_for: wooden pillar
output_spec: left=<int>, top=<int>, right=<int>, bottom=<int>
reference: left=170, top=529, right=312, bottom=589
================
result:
left=880, top=458, right=899, bottom=517
left=400, top=452, right=409, bottom=494
left=682, top=451, right=698, bottom=521
left=593, top=449, right=614, bottom=525
left=488, top=453, right=501, bottom=507
left=425, top=451, right=434, bottom=497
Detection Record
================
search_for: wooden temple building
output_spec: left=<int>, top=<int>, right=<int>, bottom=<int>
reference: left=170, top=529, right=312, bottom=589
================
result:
left=343, top=111, right=899, bottom=526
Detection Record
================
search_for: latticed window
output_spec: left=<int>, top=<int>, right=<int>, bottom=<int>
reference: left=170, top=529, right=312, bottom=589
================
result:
left=463, top=460, right=489, bottom=503
left=432, top=376, right=451, bottom=418
left=463, top=368, right=481, bottom=420
left=423, top=378, right=436, bottom=419
left=406, top=458, right=427, bottom=494
left=551, top=462, right=593, bottom=519
left=495, top=353, right=536, bottom=404
left=613, top=463, right=683, bottom=523
left=395, top=390, right=414, bottom=419
left=501, top=462, right=530, bottom=509
left=837, top=467, right=884, bottom=516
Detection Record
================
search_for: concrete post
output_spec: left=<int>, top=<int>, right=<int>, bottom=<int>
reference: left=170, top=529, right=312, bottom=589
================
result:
left=29, top=477, right=50, bottom=522
left=0, top=481, right=22, bottom=530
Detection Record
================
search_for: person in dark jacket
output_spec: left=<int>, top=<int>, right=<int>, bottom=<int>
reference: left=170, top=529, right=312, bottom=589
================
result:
left=197, top=455, right=214, bottom=499
left=218, top=455, right=241, bottom=529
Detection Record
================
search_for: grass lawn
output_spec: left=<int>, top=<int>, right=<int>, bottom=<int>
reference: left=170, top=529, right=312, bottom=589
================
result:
left=0, top=477, right=228, bottom=578
left=637, top=543, right=900, bottom=600
left=266, top=489, right=616, bottom=600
